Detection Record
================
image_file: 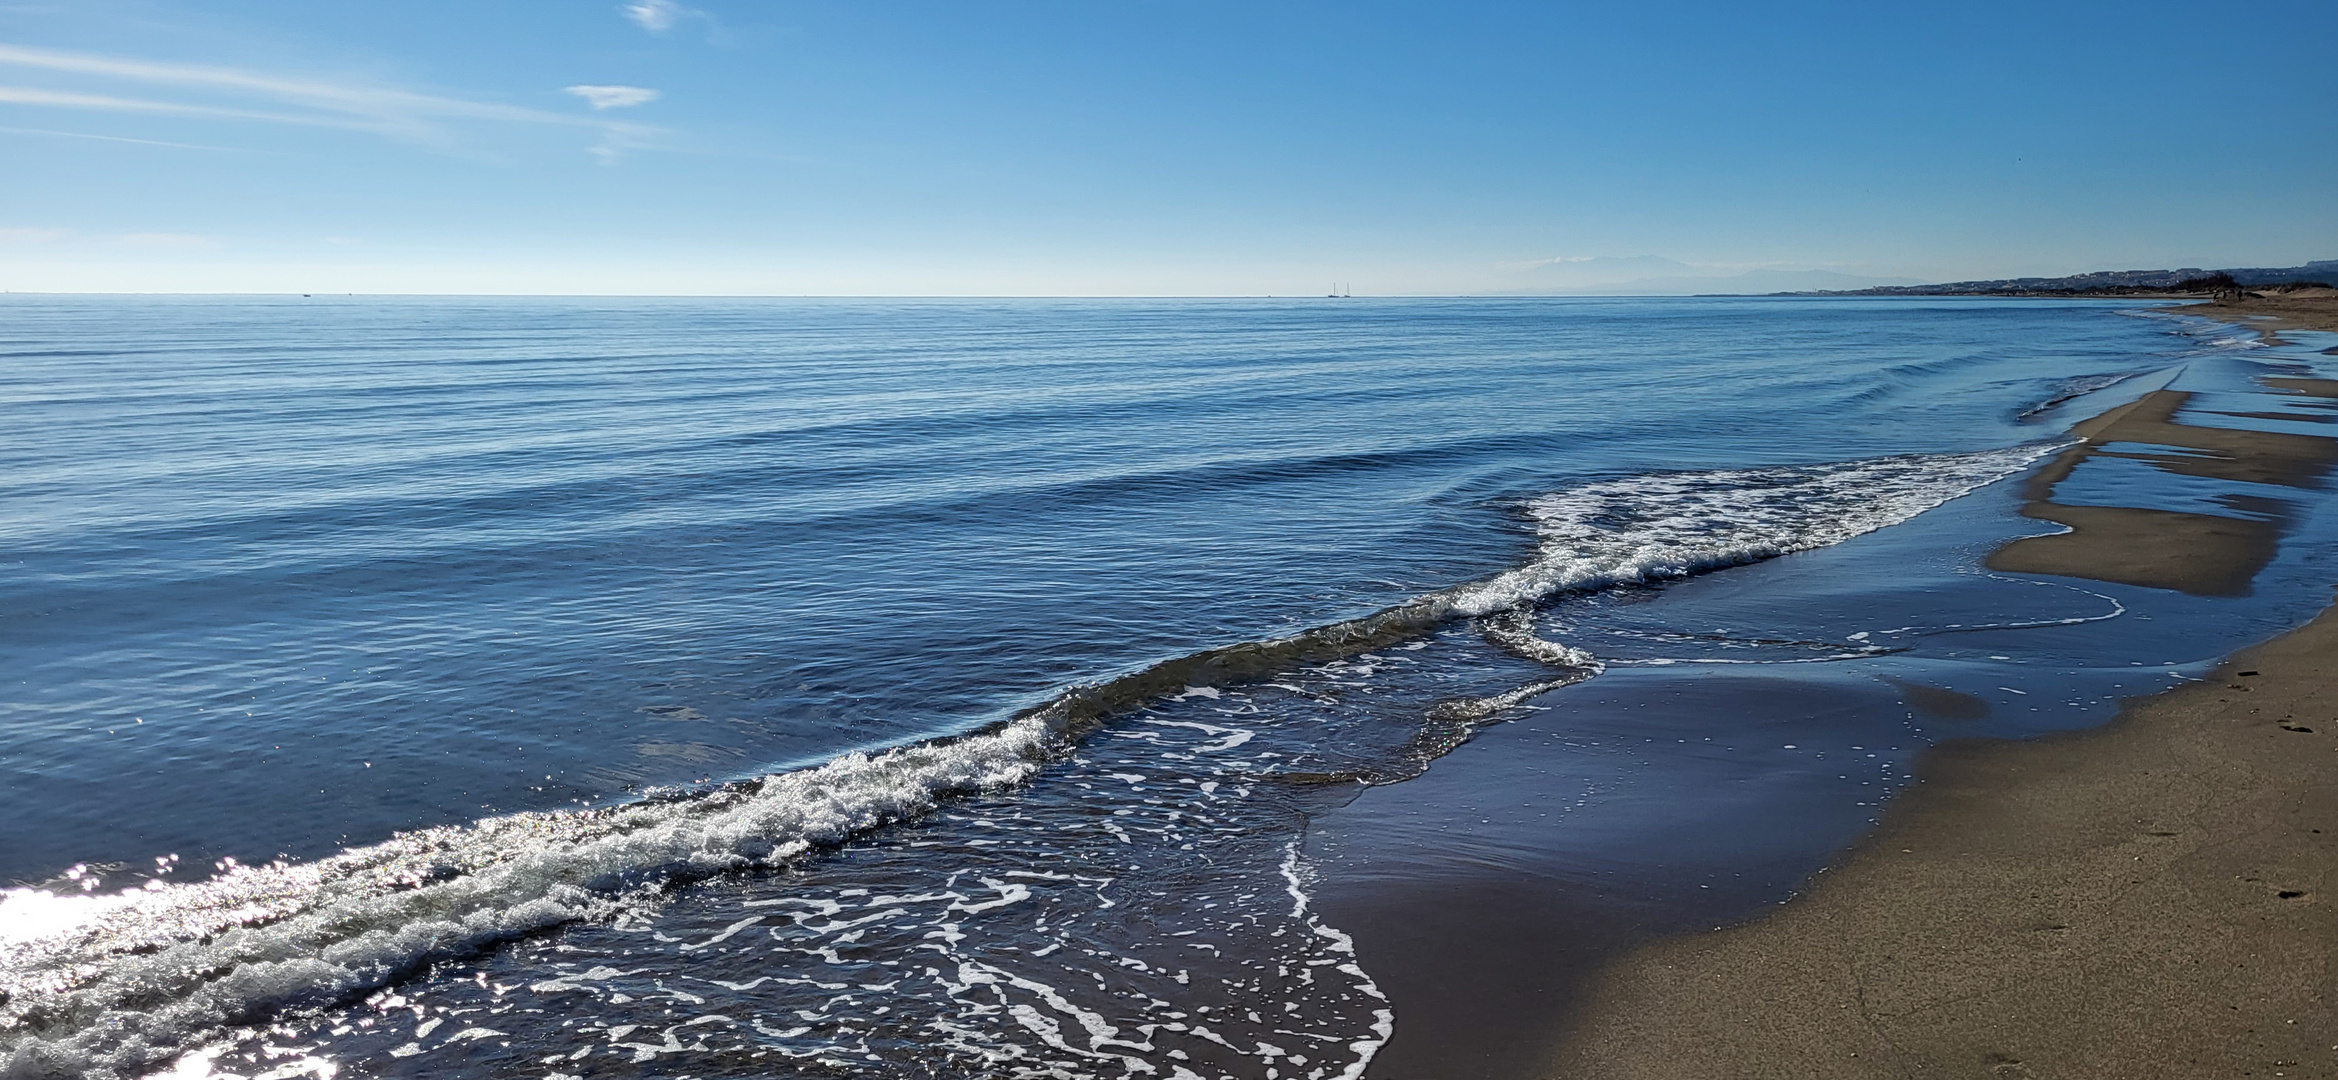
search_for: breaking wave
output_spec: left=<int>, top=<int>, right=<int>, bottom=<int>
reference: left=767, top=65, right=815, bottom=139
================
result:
left=0, top=441, right=2057, bottom=1079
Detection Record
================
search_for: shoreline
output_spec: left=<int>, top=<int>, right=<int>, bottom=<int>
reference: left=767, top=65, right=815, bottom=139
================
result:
left=1549, top=598, right=2338, bottom=1079
left=2169, top=293, right=2338, bottom=339
left=1547, top=303, right=2338, bottom=1078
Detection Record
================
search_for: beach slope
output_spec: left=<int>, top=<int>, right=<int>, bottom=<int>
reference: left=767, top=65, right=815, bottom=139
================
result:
left=1550, top=604, right=2338, bottom=1078
left=1550, top=301, right=2338, bottom=1079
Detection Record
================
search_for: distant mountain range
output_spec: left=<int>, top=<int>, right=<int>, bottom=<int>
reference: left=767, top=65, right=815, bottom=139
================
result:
left=1494, top=257, right=2336, bottom=298
left=1791, top=260, right=2338, bottom=297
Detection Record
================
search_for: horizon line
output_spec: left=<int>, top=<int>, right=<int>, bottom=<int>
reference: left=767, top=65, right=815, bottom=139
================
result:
left=0, top=290, right=2190, bottom=301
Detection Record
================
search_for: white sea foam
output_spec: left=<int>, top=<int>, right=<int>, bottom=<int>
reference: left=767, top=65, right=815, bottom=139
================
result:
left=186, top=698, right=1393, bottom=1079
left=1477, top=608, right=1600, bottom=669
left=1443, top=444, right=2058, bottom=618
left=1278, top=843, right=1390, bottom=1080
left=3, top=444, right=2059, bottom=1079
left=0, top=717, right=1050, bottom=1079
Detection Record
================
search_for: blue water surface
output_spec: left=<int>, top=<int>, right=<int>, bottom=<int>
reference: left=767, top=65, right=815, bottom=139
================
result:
left=0, top=295, right=2199, bottom=881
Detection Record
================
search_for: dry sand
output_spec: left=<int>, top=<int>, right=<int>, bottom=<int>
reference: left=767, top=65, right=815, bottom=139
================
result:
left=2176, top=292, right=2338, bottom=339
left=1549, top=303, right=2338, bottom=1079
left=1548, top=604, right=2338, bottom=1079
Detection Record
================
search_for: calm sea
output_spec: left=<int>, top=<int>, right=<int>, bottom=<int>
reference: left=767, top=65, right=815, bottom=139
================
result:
left=4, top=296, right=2333, bottom=1078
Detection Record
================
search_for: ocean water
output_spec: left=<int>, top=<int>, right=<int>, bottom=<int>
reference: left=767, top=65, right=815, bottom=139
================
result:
left=3, top=296, right=2333, bottom=1079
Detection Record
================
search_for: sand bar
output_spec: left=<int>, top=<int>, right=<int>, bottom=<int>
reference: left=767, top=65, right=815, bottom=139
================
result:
left=1985, top=387, right=2337, bottom=596
left=1551, top=305, right=2338, bottom=1078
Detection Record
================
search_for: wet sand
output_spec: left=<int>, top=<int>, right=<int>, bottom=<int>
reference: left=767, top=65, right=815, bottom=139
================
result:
left=1551, top=311, right=2338, bottom=1078
left=1549, top=599, right=2338, bottom=1080
left=1302, top=300, right=2338, bottom=1078
left=1986, top=388, right=2338, bottom=595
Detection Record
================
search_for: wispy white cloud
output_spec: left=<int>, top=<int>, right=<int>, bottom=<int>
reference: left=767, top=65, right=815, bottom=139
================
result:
left=621, top=0, right=725, bottom=40
left=588, top=127, right=657, bottom=165
left=0, top=43, right=561, bottom=130
left=564, top=84, right=658, bottom=110
left=0, top=41, right=663, bottom=158
left=0, top=227, right=68, bottom=243
left=0, top=122, right=251, bottom=150
left=622, top=0, right=687, bottom=32
left=0, top=85, right=351, bottom=127
left=116, top=232, right=218, bottom=248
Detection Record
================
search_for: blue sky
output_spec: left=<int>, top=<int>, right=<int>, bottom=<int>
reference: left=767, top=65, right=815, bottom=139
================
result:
left=1, top=1, right=2332, bottom=295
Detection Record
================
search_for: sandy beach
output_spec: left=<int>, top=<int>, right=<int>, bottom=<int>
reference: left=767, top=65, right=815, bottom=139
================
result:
left=1551, top=605, right=2338, bottom=1079
left=2174, top=290, right=2338, bottom=340
left=1549, top=296, right=2338, bottom=1078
